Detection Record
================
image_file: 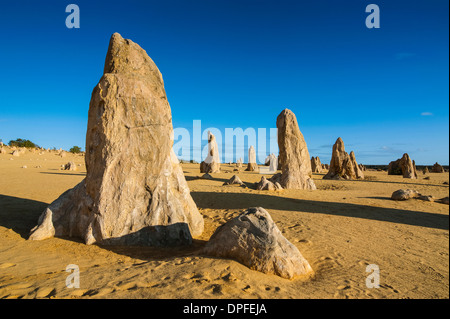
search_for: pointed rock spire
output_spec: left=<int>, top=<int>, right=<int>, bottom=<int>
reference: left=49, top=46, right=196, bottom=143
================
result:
left=29, top=33, right=204, bottom=246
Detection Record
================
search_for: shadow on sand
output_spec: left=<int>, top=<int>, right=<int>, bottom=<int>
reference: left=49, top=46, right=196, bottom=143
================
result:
left=353, top=178, right=449, bottom=188
left=191, top=191, right=449, bottom=231
left=1, top=189, right=448, bottom=263
left=185, top=175, right=238, bottom=184
left=0, top=194, right=48, bottom=239
left=40, top=172, right=86, bottom=177
left=0, top=194, right=208, bottom=261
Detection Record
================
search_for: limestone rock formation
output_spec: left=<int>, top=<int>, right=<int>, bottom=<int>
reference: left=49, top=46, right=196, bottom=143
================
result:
left=423, top=167, right=429, bottom=174
left=200, top=173, right=213, bottom=180
left=431, top=162, right=445, bottom=173
left=265, top=155, right=271, bottom=166
left=236, top=158, right=243, bottom=168
left=391, top=189, right=448, bottom=204
left=275, top=109, right=316, bottom=190
left=256, top=176, right=283, bottom=191
left=268, top=154, right=278, bottom=173
left=29, top=33, right=204, bottom=246
left=12, top=150, right=20, bottom=157
left=349, top=151, right=365, bottom=179
left=391, top=189, right=420, bottom=201
left=203, top=207, right=313, bottom=279
left=63, top=161, right=77, bottom=171
left=200, top=131, right=221, bottom=174
left=223, top=175, right=246, bottom=187
left=323, top=138, right=364, bottom=180
left=311, top=156, right=323, bottom=173
left=387, top=153, right=418, bottom=179
left=246, top=146, right=258, bottom=171
left=418, top=195, right=434, bottom=202
left=263, top=153, right=278, bottom=173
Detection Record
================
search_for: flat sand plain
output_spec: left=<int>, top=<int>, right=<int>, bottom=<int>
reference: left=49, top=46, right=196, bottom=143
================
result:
left=0, top=150, right=448, bottom=299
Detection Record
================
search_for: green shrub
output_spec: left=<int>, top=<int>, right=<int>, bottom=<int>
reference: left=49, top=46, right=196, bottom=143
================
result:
left=8, top=138, right=38, bottom=148
left=69, top=146, right=82, bottom=154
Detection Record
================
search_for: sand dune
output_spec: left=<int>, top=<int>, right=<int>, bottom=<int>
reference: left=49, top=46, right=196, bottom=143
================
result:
left=0, top=150, right=448, bottom=299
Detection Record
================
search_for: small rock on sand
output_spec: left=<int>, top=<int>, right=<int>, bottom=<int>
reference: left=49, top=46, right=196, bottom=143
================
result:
left=391, top=189, right=420, bottom=201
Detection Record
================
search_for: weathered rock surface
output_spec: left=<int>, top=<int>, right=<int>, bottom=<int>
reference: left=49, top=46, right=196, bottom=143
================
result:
left=200, top=173, right=213, bottom=180
left=63, top=161, right=77, bottom=171
left=200, top=131, right=220, bottom=174
left=391, top=189, right=421, bottom=201
left=29, top=33, right=204, bottom=246
left=431, top=162, right=445, bottom=173
left=323, top=138, right=364, bottom=180
left=391, top=189, right=448, bottom=205
left=311, top=156, right=323, bottom=173
left=223, top=175, right=246, bottom=187
left=263, top=153, right=278, bottom=173
left=275, top=109, right=316, bottom=190
left=349, top=151, right=365, bottom=179
left=387, top=153, right=418, bottom=179
left=236, top=158, right=243, bottom=168
left=203, top=207, right=313, bottom=279
left=268, top=154, right=278, bottom=173
left=265, top=155, right=271, bottom=166
left=256, top=176, right=283, bottom=191
left=246, top=146, right=258, bottom=171
left=418, top=195, right=434, bottom=202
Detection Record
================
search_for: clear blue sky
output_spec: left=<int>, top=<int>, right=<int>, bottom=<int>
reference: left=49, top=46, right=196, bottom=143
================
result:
left=0, top=0, right=448, bottom=164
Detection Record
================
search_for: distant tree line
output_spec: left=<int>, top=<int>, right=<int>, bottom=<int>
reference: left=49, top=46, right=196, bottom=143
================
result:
left=5, top=138, right=83, bottom=154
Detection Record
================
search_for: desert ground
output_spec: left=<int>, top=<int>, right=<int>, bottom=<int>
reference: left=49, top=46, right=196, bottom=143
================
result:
left=0, top=149, right=448, bottom=299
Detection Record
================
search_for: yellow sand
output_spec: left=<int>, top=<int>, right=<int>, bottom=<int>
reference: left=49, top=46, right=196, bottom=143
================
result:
left=0, top=149, right=448, bottom=299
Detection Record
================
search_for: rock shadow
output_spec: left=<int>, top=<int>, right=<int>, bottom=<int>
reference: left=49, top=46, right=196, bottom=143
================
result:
left=191, top=191, right=449, bottom=231
left=0, top=194, right=48, bottom=239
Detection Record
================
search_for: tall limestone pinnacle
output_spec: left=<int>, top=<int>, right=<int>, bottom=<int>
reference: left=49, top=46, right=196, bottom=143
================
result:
left=29, top=33, right=204, bottom=246
left=200, top=131, right=221, bottom=174
left=246, top=145, right=258, bottom=171
left=275, top=109, right=316, bottom=190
